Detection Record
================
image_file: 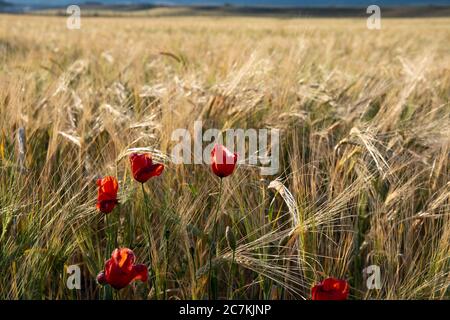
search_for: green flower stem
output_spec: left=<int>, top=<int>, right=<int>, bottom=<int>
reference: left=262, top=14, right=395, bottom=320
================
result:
left=163, top=229, right=170, bottom=300
left=228, top=248, right=235, bottom=300
left=141, top=183, right=158, bottom=300
left=208, top=177, right=223, bottom=300
left=103, top=214, right=113, bottom=300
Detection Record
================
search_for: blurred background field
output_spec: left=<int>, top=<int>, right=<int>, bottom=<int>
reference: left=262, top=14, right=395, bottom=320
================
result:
left=0, top=13, right=449, bottom=299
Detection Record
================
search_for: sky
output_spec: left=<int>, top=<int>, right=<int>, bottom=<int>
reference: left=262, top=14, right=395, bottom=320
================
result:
left=3, top=0, right=450, bottom=7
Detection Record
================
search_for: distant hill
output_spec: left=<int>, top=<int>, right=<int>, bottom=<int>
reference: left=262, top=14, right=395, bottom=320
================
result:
left=16, top=4, right=450, bottom=18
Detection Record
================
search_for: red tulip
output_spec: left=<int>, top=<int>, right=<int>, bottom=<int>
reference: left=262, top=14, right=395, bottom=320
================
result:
left=129, top=153, right=164, bottom=183
left=311, top=278, right=349, bottom=300
left=96, top=248, right=148, bottom=290
left=210, top=144, right=237, bottom=178
left=96, top=176, right=119, bottom=214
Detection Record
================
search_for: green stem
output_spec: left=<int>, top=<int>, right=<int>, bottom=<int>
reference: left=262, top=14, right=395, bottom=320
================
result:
left=208, top=177, right=223, bottom=300
left=105, top=214, right=114, bottom=257
left=103, top=284, right=113, bottom=300
left=163, top=230, right=169, bottom=300
left=228, top=249, right=235, bottom=300
left=104, top=214, right=113, bottom=300
left=141, top=183, right=158, bottom=300
left=102, top=213, right=113, bottom=300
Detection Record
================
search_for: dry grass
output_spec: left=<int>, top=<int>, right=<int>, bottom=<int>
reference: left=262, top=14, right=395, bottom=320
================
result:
left=0, top=14, right=449, bottom=300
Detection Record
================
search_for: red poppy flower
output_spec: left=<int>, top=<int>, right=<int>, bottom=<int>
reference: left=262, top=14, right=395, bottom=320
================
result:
left=96, top=248, right=148, bottom=290
left=129, top=153, right=164, bottom=183
left=96, top=176, right=119, bottom=214
left=210, top=144, right=237, bottom=178
left=311, top=277, right=349, bottom=300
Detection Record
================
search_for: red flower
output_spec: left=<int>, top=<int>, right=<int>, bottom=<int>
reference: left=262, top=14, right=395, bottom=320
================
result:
left=210, top=144, right=237, bottom=178
left=96, top=248, right=148, bottom=290
left=129, top=153, right=164, bottom=183
left=96, top=176, right=119, bottom=214
left=311, top=278, right=349, bottom=300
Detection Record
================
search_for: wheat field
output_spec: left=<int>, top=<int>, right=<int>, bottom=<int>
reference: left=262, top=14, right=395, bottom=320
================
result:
left=0, top=14, right=449, bottom=300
